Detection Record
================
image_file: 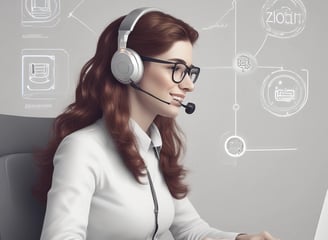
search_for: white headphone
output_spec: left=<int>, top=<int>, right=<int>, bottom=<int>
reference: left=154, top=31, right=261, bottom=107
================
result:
left=110, top=7, right=159, bottom=85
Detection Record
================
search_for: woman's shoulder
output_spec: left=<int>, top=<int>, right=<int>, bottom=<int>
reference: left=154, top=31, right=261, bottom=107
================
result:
left=54, top=118, right=118, bottom=170
left=61, top=118, right=113, bottom=151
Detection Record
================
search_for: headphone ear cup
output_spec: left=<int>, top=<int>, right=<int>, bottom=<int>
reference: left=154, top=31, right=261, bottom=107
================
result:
left=111, top=48, right=144, bottom=84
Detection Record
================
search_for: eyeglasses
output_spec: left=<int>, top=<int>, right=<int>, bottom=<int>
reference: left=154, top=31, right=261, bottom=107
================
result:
left=140, top=55, right=200, bottom=84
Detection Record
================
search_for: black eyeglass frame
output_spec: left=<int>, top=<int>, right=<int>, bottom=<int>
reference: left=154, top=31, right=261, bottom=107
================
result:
left=140, top=55, right=200, bottom=84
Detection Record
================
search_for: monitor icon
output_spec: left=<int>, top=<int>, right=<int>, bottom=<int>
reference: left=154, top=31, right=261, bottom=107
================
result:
left=22, top=0, right=60, bottom=27
left=22, top=55, right=56, bottom=98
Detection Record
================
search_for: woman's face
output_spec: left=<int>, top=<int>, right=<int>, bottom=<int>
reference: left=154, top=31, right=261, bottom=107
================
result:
left=131, top=40, right=195, bottom=121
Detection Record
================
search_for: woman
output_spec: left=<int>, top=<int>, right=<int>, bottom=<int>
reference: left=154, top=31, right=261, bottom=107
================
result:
left=35, top=7, right=279, bottom=240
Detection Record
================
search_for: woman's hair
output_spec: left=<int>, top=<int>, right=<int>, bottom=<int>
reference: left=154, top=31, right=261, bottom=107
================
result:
left=33, top=10, right=199, bottom=203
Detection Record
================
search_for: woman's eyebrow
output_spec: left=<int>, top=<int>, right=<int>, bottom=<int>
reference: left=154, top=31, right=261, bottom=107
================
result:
left=168, top=58, right=193, bottom=67
left=168, top=58, right=187, bottom=64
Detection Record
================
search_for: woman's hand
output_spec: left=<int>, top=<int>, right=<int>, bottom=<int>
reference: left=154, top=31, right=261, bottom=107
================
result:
left=235, top=231, right=280, bottom=240
left=202, top=231, right=280, bottom=240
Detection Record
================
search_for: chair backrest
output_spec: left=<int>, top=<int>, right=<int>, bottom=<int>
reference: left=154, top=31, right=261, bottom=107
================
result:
left=0, top=114, right=53, bottom=240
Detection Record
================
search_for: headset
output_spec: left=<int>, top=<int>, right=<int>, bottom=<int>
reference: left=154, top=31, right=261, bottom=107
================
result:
left=110, top=7, right=196, bottom=115
left=110, top=7, right=159, bottom=85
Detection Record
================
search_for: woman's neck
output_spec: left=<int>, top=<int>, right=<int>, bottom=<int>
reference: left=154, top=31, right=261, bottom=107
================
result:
left=128, top=86, right=156, bottom=133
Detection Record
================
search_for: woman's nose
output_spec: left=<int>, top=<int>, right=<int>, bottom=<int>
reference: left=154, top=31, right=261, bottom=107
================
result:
left=178, top=75, right=195, bottom=92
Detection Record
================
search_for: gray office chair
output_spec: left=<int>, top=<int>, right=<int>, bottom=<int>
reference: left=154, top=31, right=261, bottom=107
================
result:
left=0, top=114, right=53, bottom=240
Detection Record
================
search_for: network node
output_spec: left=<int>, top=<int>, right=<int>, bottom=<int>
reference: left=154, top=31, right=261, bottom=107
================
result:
left=224, top=135, right=246, bottom=158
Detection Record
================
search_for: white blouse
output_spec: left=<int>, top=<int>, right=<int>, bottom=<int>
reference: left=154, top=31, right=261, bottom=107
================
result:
left=40, top=118, right=239, bottom=240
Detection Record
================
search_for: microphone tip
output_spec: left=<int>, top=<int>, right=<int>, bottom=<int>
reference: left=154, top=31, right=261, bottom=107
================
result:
left=174, top=99, right=195, bottom=114
left=185, top=102, right=195, bottom=114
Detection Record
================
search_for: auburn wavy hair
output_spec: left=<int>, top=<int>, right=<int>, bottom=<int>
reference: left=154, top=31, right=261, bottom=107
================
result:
left=33, top=10, right=199, bottom=203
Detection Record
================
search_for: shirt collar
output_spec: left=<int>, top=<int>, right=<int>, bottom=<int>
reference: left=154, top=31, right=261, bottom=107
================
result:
left=129, top=119, right=162, bottom=152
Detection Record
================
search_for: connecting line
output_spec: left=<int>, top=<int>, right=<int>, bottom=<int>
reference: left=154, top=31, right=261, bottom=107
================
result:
left=234, top=71, right=238, bottom=136
left=246, top=147, right=298, bottom=152
left=254, top=34, right=269, bottom=57
left=201, top=66, right=233, bottom=70
left=233, top=0, right=238, bottom=136
left=234, top=0, right=237, bottom=56
left=68, top=13, right=97, bottom=35
left=67, top=0, right=97, bottom=36
left=69, top=0, right=85, bottom=14
left=257, top=65, right=283, bottom=70
left=202, top=0, right=236, bottom=30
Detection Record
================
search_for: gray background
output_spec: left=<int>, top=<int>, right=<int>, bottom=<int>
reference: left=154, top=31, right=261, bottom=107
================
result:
left=1, top=0, right=327, bottom=240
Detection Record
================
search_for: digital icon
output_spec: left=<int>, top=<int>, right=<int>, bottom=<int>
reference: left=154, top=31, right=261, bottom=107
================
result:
left=233, top=53, right=257, bottom=74
left=30, top=0, right=52, bottom=19
left=275, top=88, right=295, bottom=102
left=22, top=55, right=56, bottom=98
left=261, top=0, right=306, bottom=38
left=22, top=49, right=69, bottom=100
left=22, top=0, right=61, bottom=27
left=224, top=135, right=246, bottom=158
left=261, top=69, right=308, bottom=117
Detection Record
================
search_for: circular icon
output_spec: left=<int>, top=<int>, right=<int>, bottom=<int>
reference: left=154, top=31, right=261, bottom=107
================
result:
left=261, top=0, right=306, bottom=38
left=260, top=70, right=307, bottom=117
left=233, top=53, right=257, bottom=74
left=224, top=135, right=246, bottom=158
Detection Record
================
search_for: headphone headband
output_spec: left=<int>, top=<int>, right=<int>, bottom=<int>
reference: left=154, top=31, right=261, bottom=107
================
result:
left=111, top=7, right=160, bottom=84
left=117, top=7, right=159, bottom=49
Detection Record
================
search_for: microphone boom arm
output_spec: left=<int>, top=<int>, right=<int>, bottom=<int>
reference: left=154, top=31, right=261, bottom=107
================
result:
left=130, top=82, right=195, bottom=114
